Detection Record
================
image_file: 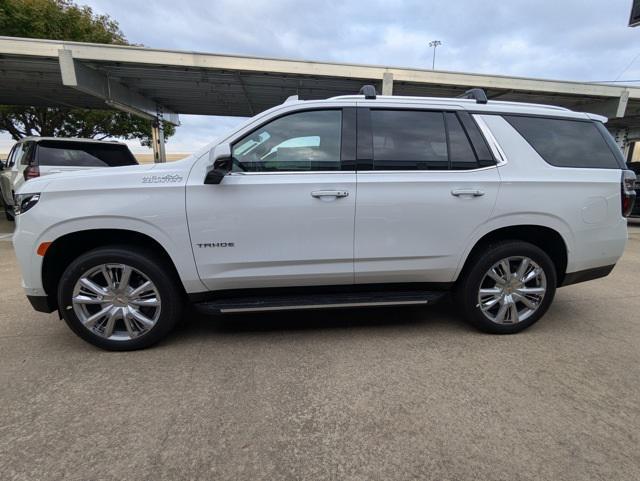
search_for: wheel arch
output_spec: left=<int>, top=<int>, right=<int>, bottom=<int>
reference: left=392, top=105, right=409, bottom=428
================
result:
left=456, top=224, right=569, bottom=286
left=42, top=229, right=187, bottom=311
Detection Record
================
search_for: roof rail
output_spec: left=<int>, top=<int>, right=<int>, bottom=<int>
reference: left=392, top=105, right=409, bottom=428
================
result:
left=458, top=88, right=488, bottom=104
left=359, top=85, right=377, bottom=99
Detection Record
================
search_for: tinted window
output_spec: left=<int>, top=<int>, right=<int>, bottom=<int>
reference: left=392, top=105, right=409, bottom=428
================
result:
left=232, top=110, right=342, bottom=172
left=445, top=112, right=479, bottom=170
left=504, top=116, right=620, bottom=169
left=371, top=110, right=448, bottom=170
left=20, top=142, right=36, bottom=166
left=36, top=141, right=138, bottom=167
left=458, top=111, right=495, bottom=165
left=12, top=143, right=27, bottom=167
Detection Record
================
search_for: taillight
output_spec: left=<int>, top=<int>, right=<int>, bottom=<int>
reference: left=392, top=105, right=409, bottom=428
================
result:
left=24, top=165, right=40, bottom=180
left=621, top=170, right=636, bottom=217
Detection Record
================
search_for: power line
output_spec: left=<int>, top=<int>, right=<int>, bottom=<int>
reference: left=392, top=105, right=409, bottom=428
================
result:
left=615, top=51, right=640, bottom=81
left=586, top=79, right=640, bottom=83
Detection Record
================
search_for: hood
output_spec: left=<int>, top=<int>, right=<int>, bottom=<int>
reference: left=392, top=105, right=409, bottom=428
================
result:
left=16, top=156, right=199, bottom=196
left=15, top=162, right=156, bottom=195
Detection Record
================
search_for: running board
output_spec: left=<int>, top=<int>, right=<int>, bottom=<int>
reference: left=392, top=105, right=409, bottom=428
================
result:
left=194, top=290, right=447, bottom=314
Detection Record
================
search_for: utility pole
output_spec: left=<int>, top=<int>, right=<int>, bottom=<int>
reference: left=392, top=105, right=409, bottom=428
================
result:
left=429, top=40, right=442, bottom=70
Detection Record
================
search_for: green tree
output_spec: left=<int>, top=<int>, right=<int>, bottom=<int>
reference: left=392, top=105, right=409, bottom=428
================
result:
left=0, top=0, right=175, bottom=144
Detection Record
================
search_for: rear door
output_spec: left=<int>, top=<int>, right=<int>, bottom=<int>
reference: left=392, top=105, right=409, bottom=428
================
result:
left=354, top=106, right=500, bottom=284
left=187, top=106, right=358, bottom=291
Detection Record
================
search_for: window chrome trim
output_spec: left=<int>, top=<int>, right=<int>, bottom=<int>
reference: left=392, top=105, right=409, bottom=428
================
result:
left=227, top=170, right=353, bottom=176
left=472, top=114, right=508, bottom=166
left=227, top=165, right=500, bottom=175
left=355, top=165, right=500, bottom=174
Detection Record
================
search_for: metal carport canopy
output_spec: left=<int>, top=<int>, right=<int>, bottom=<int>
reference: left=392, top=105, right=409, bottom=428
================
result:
left=1, top=35, right=640, bottom=136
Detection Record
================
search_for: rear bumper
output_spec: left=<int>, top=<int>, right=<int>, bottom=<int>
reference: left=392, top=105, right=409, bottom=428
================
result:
left=559, top=264, right=615, bottom=287
left=27, top=295, right=56, bottom=313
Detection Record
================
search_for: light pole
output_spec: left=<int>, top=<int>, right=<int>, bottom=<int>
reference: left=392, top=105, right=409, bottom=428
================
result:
left=429, top=40, right=442, bottom=70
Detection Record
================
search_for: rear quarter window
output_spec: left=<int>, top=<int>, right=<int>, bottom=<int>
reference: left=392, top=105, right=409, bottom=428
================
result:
left=503, top=116, right=622, bottom=169
left=36, top=141, right=138, bottom=167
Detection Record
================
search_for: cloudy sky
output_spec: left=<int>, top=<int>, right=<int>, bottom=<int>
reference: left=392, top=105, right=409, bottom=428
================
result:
left=2, top=0, right=640, bottom=154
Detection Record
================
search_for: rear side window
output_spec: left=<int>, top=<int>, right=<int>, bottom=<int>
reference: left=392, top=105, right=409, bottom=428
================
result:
left=371, top=110, right=448, bottom=170
left=13, top=143, right=28, bottom=166
left=367, top=110, right=489, bottom=170
left=20, top=142, right=36, bottom=166
left=504, top=116, right=621, bottom=169
left=36, top=141, right=138, bottom=167
left=445, top=113, right=478, bottom=170
left=5, top=145, right=18, bottom=168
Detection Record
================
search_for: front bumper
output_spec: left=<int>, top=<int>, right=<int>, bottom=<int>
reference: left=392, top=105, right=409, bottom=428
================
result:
left=12, top=215, right=46, bottom=296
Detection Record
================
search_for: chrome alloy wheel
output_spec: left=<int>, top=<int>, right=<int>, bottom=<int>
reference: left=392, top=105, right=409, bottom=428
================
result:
left=71, top=264, right=161, bottom=341
left=477, top=256, right=547, bottom=325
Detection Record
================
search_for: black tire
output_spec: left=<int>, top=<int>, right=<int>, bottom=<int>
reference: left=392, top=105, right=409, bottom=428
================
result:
left=4, top=204, right=14, bottom=222
left=58, top=246, right=183, bottom=350
left=455, top=240, right=557, bottom=334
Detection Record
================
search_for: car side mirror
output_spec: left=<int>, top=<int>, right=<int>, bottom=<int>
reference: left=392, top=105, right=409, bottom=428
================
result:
left=205, top=144, right=232, bottom=185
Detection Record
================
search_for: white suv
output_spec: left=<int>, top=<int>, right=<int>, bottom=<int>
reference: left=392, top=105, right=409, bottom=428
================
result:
left=11, top=87, right=637, bottom=350
left=1, top=137, right=138, bottom=220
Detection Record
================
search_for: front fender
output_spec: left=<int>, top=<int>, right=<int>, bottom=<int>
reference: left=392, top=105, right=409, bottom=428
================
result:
left=14, top=213, right=207, bottom=295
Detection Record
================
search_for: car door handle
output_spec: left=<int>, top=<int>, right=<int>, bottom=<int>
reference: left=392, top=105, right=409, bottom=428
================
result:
left=451, top=189, right=485, bottom=197
left=311, top=190, right=349, bottom=198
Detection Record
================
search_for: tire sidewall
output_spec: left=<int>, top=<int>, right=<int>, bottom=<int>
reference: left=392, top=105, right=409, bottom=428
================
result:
left=459, top=241, right=557, bottom=334
left=58, top=247, right=182, bottom=350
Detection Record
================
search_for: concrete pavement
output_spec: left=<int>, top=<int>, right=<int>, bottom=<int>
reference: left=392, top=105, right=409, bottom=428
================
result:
left=1, top=220, right=640, bottom=481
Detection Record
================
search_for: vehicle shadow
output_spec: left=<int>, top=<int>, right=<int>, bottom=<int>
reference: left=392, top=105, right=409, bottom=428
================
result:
left=168, top=297, right=469, bottom=342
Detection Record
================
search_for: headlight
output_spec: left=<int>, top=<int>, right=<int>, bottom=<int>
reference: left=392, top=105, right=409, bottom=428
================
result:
left=14, top=193, right=40, bottom=215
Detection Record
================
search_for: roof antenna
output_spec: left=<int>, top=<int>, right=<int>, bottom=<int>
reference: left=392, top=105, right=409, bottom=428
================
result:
left=359, top=85, right=377, bottom=99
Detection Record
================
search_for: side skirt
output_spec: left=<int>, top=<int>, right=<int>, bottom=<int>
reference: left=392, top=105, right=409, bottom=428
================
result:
left=189, top=284, right=451, bottom=315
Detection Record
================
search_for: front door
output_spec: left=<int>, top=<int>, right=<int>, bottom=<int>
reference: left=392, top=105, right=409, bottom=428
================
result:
left=187, top=108, right=357, bottom=291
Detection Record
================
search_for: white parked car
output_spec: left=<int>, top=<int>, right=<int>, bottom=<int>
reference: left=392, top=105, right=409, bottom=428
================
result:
left=1, top=137, right=138, bottom=220
left=11, top=87, right=636, bottom=350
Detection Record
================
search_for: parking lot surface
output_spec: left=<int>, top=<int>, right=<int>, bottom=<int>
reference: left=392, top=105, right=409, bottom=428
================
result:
left=1, top=218, right=640, bottom=481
